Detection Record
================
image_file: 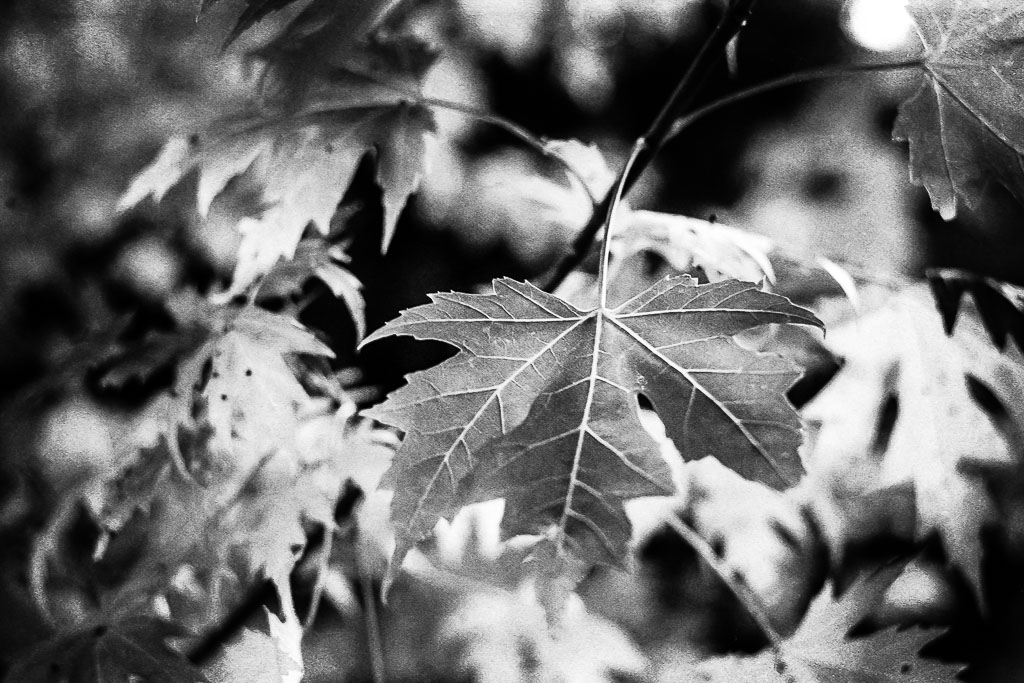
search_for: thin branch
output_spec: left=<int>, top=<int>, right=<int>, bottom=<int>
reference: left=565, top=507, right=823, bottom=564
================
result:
left=598, top=140, right=646, bottom=309
left=540, top=56, right=924, bottom=293
left=665, top=58, right=924, bottom=143
left=662, top=515, right=784, bottom=649
left=541, top=0, right=760, bottom=293
left=415, top=96, right=599, bottom=206
left=291, top=62, right=600, bottom=206
left=357, top=540, right=387, bottom=683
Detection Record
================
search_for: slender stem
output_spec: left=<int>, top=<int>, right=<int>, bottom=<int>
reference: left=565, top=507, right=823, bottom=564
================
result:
left=542, top=0, right=760, bottom=293
left=295, top=63, right=599, bottom=206
left=415, top=96, right=598, bottom=206
left=357, top=542, right=387, bottom=683
left=665, top=58, right=924, bottom=142
left=598, top=140, right=646, bottom=309
left=541, top=56, right=924, bottom=294
left=663, top=515, right=784, bottom=650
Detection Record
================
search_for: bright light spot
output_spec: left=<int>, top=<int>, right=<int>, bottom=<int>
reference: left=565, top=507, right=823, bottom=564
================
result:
left=843, top=0, right=915, bottom=52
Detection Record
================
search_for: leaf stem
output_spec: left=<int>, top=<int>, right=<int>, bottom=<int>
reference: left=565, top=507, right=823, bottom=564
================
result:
left=662, top=515, right=784, bottom=650
left=665, top=58, right=924, bottom=142
left=542, top=0, right=760, bottom=293
left=598, top=140, right=646, bottom=309
left=357, top=541, right=388, bottom=683
left=297, top=61, right=600, bottom=206
left=415, top=95, right=599, bottom=206
left=541, top=54, right=924, bottom=294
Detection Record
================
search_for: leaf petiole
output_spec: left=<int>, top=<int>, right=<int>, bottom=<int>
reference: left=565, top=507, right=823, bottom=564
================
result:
left=665, top=58, right=925, bottom=143
left=597, top=139, right=646, bottom=309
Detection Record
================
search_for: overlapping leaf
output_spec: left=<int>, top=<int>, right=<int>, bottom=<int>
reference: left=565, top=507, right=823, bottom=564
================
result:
left=928, top=268, right=1024, bottom=351
left=894, top=0, right=1024, bottom=219
left=685, top=568, right=961, bottom=682
left=254, top=237, right=366, bottom=340
left=556, top=210, right=857, bottom=312
left=363, top=276, right=820, bottom=581
left=803, top=287, right=1024, bottom=599
left=165, top=302, right=333, bottom=471
left=203, top=610, right=302, bottom=683
left=6, top=617, right=203, bottom=683
left=119, top=36, right=435, bottom=295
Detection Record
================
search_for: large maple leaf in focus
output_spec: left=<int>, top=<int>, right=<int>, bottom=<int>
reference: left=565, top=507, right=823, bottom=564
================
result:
left=363, top=277, right=820, bottom=579
left=894, top=0, right=1024, bottom=219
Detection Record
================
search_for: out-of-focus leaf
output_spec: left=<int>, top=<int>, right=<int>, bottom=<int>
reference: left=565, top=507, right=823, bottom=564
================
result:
left=162, top=300, right=332, bottom=470
left=802, top=287, right=1024, bottom=600
left=255, top=239, right=365, bottom=340
left=927, top=268, right=1024, bottom=351
left=894, top=0, right=1024, bottom=219
left=5, top=617, right=204, bottom=683
left=556, top=210, right=852, bottom=311
left=119, top=36, right=436, bottom=294
left=201, top=0, right=400, bottom=49
left=203, top=609, right=302, bottom=683
left=363, top=277, right=819, bottom=592
left=439, top=588, right=646, bottom=683
left=676, top=457, right=826, bottom=636
left=682, top=567, right=961, bottom=682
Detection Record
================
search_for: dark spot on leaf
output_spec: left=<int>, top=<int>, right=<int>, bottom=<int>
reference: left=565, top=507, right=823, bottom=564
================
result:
left=775, top=659, right=786, bottom=674
left=900, top=663, right=912, bottom=674
left=290, top=543, right=304, bottom=554
left=189, top=133, right=200, bottom=146
left=93, top=625, right=107, bottom=638
left=708, top=213, right=717, bottom=224
left=245, top=369, right=253, bottom=376
left=212, top=371, right=220, bottom=379
left=710, top=536, right=726, bottom=558
left=221, top=394, right=228, bottom=401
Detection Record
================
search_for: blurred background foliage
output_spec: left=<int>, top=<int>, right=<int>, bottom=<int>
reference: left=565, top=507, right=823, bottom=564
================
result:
left=2, top=0, right=1024, bottom=678
left=3, top=0, right=1024, bottom=404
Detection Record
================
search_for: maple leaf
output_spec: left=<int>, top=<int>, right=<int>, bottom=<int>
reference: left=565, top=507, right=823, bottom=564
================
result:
left=556, top=210, right=856, bottom=312
left=363, top=276, right=820, bottom=583
left=6, top=617, right=204, bottom=683
left=439, top=589, right=646, bottom=682
left=802, top=287, right=1024, bottom=600
left=684, top=567, right=962, bottom=682
left=167, top=301, right=333, bottom=472
left=119, top=36, right=436, bottom=295
left=253, top=238, right=366, bottom=340
left=200, top=0, right=401, bottom=48
left=894, top=0, right=1024, bottom=219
